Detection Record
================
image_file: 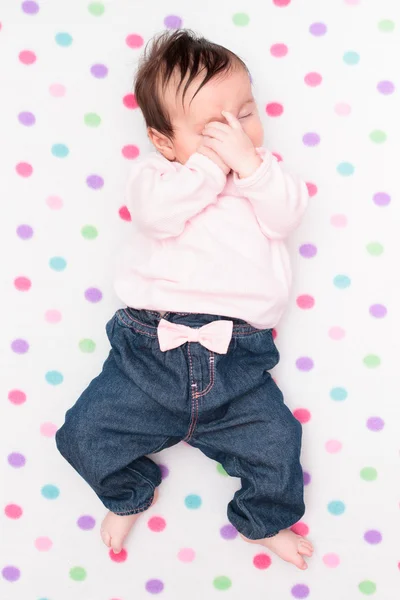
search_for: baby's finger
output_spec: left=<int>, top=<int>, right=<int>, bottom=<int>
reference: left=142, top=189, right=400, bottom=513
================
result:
left=222, top=110, right=241, bottom=130
left=203, top=121, right=231, bottom=134
left=201, top=135, right=222, bottom=152
left=201, top=126, right=227, bottom=141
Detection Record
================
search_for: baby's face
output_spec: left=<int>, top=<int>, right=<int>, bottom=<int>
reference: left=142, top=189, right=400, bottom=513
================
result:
left=162, top=67, right=264, bottom=164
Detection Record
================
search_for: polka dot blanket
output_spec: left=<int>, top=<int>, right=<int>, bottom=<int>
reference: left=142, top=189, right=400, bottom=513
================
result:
left=1, top=1, right=398, bottom=599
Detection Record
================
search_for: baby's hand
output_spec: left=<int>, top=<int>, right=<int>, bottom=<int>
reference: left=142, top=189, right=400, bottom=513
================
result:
left=201, top=111, right=262, bottom=179
left=196, top=142, right=231, bottom=176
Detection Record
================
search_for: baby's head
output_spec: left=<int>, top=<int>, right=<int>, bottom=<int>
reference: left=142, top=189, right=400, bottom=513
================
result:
left=134, top=30, right=264, bottom=164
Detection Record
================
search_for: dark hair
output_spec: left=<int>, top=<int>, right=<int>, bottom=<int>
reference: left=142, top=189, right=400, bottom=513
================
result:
left=134, top=29, right=248, bottom=138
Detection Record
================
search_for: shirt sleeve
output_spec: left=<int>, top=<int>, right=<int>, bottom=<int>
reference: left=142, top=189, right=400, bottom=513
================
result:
left=126, top=152, right=227, bottom=240
left=233, top=148, right=309, bottom=240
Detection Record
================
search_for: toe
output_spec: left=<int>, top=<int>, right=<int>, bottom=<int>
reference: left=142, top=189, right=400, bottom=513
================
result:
left=294, top=554, right=308, bottom=570
left=100, top=529, right=111, bottom=548
left=111, top=541, right=122, bottom=554
left=299, top=546, right=313, bottom=557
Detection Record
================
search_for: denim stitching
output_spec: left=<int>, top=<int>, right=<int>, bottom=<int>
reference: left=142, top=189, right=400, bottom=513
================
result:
left=113, top=494, right=154, bottom=516
left=195, top=352, right=215, bottom=398
left=184, top=343, right=197, bottom=442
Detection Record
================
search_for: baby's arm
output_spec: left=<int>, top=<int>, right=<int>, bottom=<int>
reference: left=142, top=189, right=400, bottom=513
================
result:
left=126, top=153, right=227, bottom=239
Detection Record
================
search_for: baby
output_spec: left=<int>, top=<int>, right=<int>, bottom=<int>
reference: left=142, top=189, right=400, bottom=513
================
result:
left=56, top=30, right=313, bottom=570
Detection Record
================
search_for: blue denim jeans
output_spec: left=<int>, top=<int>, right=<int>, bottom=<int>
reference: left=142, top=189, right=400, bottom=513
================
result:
left=55, top=308, right=305, bottom=540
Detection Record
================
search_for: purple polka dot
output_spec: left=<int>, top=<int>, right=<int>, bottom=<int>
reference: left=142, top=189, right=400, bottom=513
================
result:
left=299, top=243, right=317, bottom=258
left=8, top=452, right=26, bottom=468
left=364, top=530, right=382, bottom=544
left=367, top=416, right=384, bottom=432
left=303, top=132, right=320, bottom=147
left=164, top=15, right=182, bottom=29
left=303, top=471, right=311, bottom=485
left=84, top=287, right=102, bottom=303
left=86, top=174, right=104, bottom=190
left=292, top=584, right=310, bottom=598
left=90, top=64, right=108, bottom=78
left=296, top=357, right=314, bottom=371
left=146, top=579, right=164, bottom=594
left=220, top=524, right=238, bottom=540
left=2, top=565, right=20, bottom=582
left=18, top=111, right=36, bottom=126
left=159, top=464, right=169, bottom=479
left=11, top=339, right=29, bottom=354
left=373, top=192, right=390, bottom=206
left=377, top=80, right=394, bottom=95
left=369, top=304, right=387, bottom=318
left=309, top=22, right=327, bottom=36
left=77, top=515, right=96, bottom=530
left=16, top=224, right=33, bottom=240
left=22, top=1, right=39, bottom=14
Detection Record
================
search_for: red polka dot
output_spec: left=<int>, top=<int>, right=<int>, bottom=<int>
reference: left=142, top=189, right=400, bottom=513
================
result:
left=266, top=102, right=283, bottom=117
left=8, top=389, right=26, bottom=405
left=19, top=50, right=36, bottom=64
left=126, top=34, right=144, bottom=48
left=253, top=553, right=271, bottom=569
left=273, top=0, right=291, bottom=5
left=16, top=162, right=33, bottom=177
left=291, top=521, right=309, bottom=536
left=123, top=94, right=138, bottom=109
left=119, top=205, right=132, bottom=221
left=296, top=294, right=315, bottom=309
left=272, top=152, right=283, bottom=162
left=148, top=516, right=166, bottom=532
left=306, top=182, right=318, bottom=197
left=270, top=43, right=288, bottom=57
left=14, top=276, right=31, bottom=291
left=109, top=548, right=128, bottom=562
left=294, top=408, right=311, bottom=424
left=5, top=504, right=23, bottom=519
left=304, top=72, right=322, bottom=87
left=121, top=145, right=140, bottom=159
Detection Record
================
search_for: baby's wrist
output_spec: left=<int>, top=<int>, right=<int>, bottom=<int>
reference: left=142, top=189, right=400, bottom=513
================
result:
left=237, top=152, right=263, bottom=179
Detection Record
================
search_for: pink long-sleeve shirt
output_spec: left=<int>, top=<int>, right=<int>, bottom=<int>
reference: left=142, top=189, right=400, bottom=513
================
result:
left=114, top=148, right=308, bottom=329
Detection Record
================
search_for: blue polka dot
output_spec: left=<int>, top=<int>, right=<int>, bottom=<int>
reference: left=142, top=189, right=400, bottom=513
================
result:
left=55, top=32, right=73, bottom=47
left=45, top=370, right=64, bottom=385
left=333, top=274, right=351, bottom=289
left=337, top=162, right=354, bottom=176
left=41, top=484, right=60, bottom=499
left=330, top=387, right=348, bottom=401
left=184, top=494, right=202, bottom=509
left=328, top=500, right=345, bottom=515
left=343, top=51, right=360, bottom=65
left=49, top=256, right=67, bottom=271
left=51, top=144, right=69, bottom=158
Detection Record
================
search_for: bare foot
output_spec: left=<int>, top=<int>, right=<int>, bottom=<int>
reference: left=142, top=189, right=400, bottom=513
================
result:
left=100, top=489, right=158, bottom=553
left=241, top=528, right=314, bottom=570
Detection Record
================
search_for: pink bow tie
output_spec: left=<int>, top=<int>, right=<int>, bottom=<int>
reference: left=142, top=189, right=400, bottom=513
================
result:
left=157, top=318, right=233, bottom=354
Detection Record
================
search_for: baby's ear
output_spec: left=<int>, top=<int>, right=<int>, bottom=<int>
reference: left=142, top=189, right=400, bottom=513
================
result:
left=147, top=127, right=175, bottom=160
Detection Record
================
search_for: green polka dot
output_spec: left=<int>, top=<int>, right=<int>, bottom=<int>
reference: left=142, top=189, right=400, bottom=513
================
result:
left=378, top=19, right=394, bottom=32
left=81, top=225, right=98, bottom=240
left=69, top=567, right=87, bottom=582
left=363, top=355, right=381, bottom=368
left=360, top=467, right=377, bottom=481
left=88, top=2, right=104, bottom=16
left=213, top=576, right=232, bottom=591
left=41, top=484, right=60, bottom=499
left=370, top=130, right=387, bottom=143
left=79, top=339, right=96, bottom=353
left=217, top=463, right=228, bottom=476
left=84, top=113, right=101, bottom=127
left=330, top=387, right=348, bottom=401
left=366, top=242, right=384, bottom=256
left=233, top=13, right=250, bottom=26
left=359, top=580, right=376, bottom=595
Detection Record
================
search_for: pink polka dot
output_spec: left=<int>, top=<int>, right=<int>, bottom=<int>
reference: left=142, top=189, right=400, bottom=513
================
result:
left=45, top=309, right=62, bottom=323
left=291, top=521, right=309, bottom=536
left=270, top=43, right=288, bottom=57
left=148, top=516, right=166, bottom=532
left=34, top=536, right=53, bottom=551
left=19, top=50, right=36, bottom=64
left=14, top=276, right=31, bottom=291
left=334, top=103, right=351, bottom=116
left=46, top=195, right=63, bottom=209
left=294, top=408, right=311, bottom=424
left=323, top=553, right=340, bottom=567
left=266, top=102, right=284, bottom=117
left=304, top=72, right=322, bottom=87
left=126, top=34, right=144, bottom=48
left=123, top=93, right=138, bottom=109
left=8, top=389, right=26, bottom=405
left=253, top=553, right=272, bottom=569
left=329, top=326, right=346, bottom=340
left=272, top=152, right=283, bottom=162
left=5, top=504, right=23, bottom=519
left=119, top=205, right=132, bottom=221
left=344, top=0, right=360, bottom=5
left=16, top=162, right=33, bottom=177
left=296, top=294, right=315, bottom=309
left=325, top=440, right=342, bottom=453
left=49, top=83, right=66, bottom=97
left=121, top=145, right=140, bottom=159
left=330, top=214, right=348, bottom=227
left=40, top=422, right=58, bottom=437
left=273, top=0, right=291, bottom=5
left=110, top=548, right=128, bottom=562
left=177, top=548, right=195, bottom=562
left=306, top=182, right=318, bottom=197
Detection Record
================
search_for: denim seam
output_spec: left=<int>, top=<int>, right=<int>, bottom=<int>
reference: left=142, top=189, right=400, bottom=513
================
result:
left=184, top=343, right=197, bottom=442
left=117, top=310, right=157, bottom=337
left=195, top=351, right=215, bottom=398
left=113, top=494, right=154, bottom=516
